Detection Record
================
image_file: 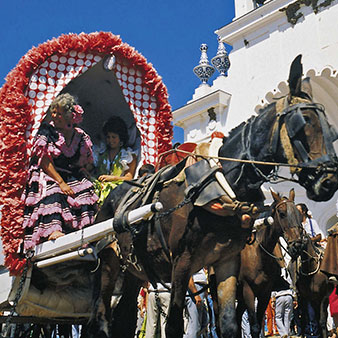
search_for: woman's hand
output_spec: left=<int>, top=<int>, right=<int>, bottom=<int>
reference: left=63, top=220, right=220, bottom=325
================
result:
left=48, top=230, right=65, bottom=241
left=59, top=181, right=75, bottom=197
left=41, top=157, right=75, bottom=197
left=194, top=295, right=202, bottom=308
left=98, top=175, right=119, bottom=182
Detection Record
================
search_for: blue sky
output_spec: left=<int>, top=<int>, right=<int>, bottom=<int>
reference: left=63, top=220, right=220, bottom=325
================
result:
left=0, top=0, right=235, bottom=143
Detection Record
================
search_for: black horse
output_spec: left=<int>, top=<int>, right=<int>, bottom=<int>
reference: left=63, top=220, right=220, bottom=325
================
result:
left=90, top=54, right=338, bottom=338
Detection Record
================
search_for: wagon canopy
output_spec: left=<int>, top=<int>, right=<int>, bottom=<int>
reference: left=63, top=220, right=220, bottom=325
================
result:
left=0, top=32, right=172, bottom=273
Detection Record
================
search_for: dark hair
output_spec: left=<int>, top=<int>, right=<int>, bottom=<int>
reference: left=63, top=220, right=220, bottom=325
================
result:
left=102, top=116, right=128, bottom=147
left=138, top=164, right=155, bottom=177
left=296, top=203, right=307, bottom=213
left=296, top=203, right=310, bottom=217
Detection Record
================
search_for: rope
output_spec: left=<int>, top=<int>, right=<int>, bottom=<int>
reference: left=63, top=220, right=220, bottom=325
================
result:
left=154, top=290, right=169, bottom=322
left=159, top=148, right=334, bottom=172
left=258, top=242, right=284, bottom=261
left=299, top=248, right=323, bottom=276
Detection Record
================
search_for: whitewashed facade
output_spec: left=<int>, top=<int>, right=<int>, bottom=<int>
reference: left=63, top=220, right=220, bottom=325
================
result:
left=172, top=0, right=338, bottom=233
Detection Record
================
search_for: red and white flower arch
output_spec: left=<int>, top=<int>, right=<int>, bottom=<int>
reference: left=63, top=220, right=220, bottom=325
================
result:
left=0, top=32, right=172, bottom=274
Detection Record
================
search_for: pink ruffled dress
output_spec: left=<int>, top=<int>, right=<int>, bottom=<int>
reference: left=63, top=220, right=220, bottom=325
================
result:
left=22, top=122, right=98, bottom=250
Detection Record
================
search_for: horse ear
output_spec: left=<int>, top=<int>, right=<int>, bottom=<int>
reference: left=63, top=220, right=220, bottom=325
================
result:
left=288, top=54, right=303, bottom=97
left=270, top=188, right=280, bottom=203
left=289, top=188, right=295, bottom=202
left=301, top=77, right=313, bottom=100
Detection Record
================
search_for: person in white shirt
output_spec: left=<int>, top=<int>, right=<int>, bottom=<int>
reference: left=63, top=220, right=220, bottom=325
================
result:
left=184, top=269, right=208, bottom=338
left=296, top=203, right=325, bottom=245
left=321, top=199, right=338, bottom=284
left=145, top=282, right=171, bottom=338
left=272, top=268, right=295, bottom=338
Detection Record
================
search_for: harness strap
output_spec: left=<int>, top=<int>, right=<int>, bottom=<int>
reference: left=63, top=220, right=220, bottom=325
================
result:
left=152, top=191, right=171, bottom=263
left=140, top=165, right=169, bottom=205
left=113, top=166, right=170, bottom=233
left=279, top=124, right=301, bottom=174
left=95, top=235, right=115, bottom=254
left=184, top=162, right=221, bottom=200
left=293, top=139, right=310, bottom=163
left=153, top=216, right=171, bottom=262
left=189, top=283, right=209, bottom=297
left=141, top=158, right=189, bottom=206
left=270, top=113, right=281, bottom=158
left=317, top=109, right=337, bottom=158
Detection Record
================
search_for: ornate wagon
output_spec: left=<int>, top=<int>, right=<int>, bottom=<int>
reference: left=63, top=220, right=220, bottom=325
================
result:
left=0, top=32, right=172, bottom=324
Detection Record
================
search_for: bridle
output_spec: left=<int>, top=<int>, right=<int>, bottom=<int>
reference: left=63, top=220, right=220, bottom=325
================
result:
left=271, top=198, right=305, bottom=260
left=236, top=99, right=338, bottom=188
left=270, top=101, right=338, bottom=169
left=256, top=198, right=302, bottom=262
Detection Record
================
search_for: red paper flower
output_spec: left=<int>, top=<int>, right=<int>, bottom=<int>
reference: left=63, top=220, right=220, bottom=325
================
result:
left=73, top=104, right=84, bottom=124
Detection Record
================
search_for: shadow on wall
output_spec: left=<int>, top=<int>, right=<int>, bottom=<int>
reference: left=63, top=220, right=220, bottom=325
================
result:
left=326, top=214, right=338, bottom=231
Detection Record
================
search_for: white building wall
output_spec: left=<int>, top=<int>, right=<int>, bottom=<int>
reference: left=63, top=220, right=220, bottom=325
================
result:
left=216, top=0, right=338, bottom=133
left=173, top=0, right=338, bottom=233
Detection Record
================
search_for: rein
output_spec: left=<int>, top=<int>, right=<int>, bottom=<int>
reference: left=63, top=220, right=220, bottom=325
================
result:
left=298, top=234, right=323, bottom=276
left=256, top=199, right=295, bottom=263
left=258, top=242, right=284, bottom=262
left=159, top=99, right=337, bottom=188
left=299, top=249, right=322, bottom=276
left=159, top=148, right=327, bottom=171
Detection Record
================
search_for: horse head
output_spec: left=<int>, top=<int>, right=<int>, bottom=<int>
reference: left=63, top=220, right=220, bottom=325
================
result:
left=219, top=55, right=338, bottom=203
left=277, top=55, right=338, bottom=201
left=270, top=188, right=306, bottom=260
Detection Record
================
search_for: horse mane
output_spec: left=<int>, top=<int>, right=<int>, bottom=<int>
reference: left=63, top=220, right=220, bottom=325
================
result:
left=226, top=102, right=277, bottom=139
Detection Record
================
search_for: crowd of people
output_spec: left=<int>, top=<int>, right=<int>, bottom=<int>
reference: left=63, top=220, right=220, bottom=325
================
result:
left=131, top=199, right=338, bottom=338
left=135, top=269, right=218, bottom=338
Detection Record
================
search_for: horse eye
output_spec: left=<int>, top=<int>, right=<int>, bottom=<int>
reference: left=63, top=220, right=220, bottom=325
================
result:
left=279, top=211, right=287, bottom=219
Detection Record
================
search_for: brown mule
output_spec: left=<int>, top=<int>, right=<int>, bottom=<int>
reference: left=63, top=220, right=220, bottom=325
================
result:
left=236, top=189, right=303, bottom=338
left=289, top=229, right=334, bottom=338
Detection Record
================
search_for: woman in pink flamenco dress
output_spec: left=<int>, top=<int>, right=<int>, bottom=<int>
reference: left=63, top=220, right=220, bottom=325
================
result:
left=22, top=93, right=98, bottom=250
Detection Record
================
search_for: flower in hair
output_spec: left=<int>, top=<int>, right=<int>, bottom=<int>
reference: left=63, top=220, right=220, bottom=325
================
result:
left=73, top=104, right=84, bottom=124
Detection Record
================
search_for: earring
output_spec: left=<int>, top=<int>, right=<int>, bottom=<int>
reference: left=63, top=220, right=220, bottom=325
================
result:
left=119, top=142, right=123, bottom=147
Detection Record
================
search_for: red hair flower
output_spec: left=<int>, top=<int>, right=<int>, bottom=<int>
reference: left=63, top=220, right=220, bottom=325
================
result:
left=73, top=104, right=84, bottom=124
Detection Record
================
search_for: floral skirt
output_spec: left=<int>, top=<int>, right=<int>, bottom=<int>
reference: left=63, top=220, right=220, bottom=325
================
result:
left=23, top=169, right=98, bottom=250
